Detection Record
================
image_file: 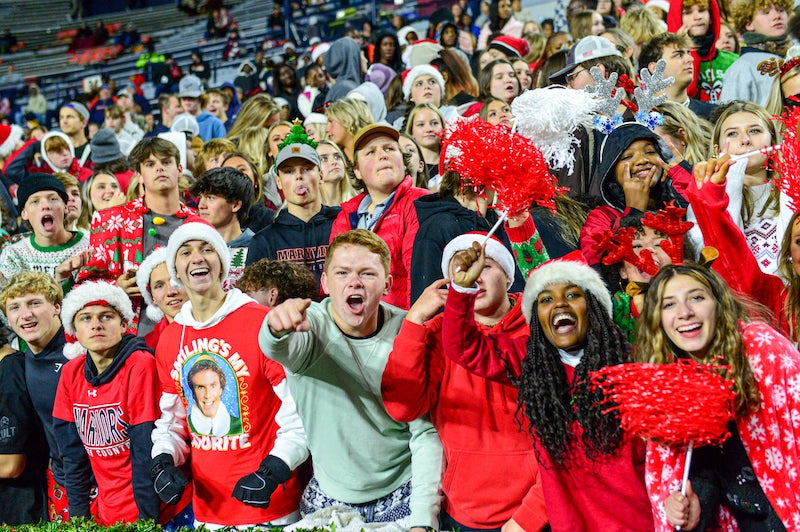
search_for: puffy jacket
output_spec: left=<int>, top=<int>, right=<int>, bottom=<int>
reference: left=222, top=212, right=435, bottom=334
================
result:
left=331, top=176, right=429, bottom=309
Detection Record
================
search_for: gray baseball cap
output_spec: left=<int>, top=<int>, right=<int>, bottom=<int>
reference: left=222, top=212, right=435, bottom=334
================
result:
left=178, top=75, right=203, bottom=98
left=274, top=143, right=321, bottom=170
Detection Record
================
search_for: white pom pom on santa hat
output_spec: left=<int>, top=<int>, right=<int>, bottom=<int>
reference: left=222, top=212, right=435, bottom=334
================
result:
left=135, top=246, right=168, bottom=323
left=0, top=124, right=23, bottom=159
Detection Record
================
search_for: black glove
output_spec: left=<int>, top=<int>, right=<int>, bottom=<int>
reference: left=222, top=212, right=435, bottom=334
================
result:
left=151, top=453, right=188, bottom=505
left=232, top=455, right=292, bottom=508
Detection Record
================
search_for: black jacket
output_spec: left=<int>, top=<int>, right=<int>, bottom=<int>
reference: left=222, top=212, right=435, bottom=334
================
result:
left=410, top=194, right=525, bottom=304
left=246, top=205, right=341, bottom=284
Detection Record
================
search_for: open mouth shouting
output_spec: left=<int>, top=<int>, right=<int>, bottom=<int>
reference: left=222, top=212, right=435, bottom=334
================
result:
left=40, top=214, right=56, bottom=232
left=346, top=294, right=365, bottom=314
left=552, top=312, right=577, bottom=335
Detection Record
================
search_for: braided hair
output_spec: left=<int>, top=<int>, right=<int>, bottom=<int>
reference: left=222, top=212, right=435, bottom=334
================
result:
left=515, top=290, right=631, bottom=467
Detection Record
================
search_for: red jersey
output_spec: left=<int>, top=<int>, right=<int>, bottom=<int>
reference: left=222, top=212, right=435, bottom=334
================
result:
left=52, top=350, right=160, bottom=525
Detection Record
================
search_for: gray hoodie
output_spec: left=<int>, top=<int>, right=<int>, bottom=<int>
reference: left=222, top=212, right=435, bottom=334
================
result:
left=347, top=82, right=387, bottom=123
left=323, top=37, right=362, bottom=103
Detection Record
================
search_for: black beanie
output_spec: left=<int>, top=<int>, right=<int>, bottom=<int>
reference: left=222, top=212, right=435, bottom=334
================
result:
left=17, top=173, right=68, bottom=208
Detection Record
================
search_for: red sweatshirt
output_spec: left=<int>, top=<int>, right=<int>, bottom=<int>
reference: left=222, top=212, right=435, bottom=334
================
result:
left=686, top=177, right=790, bottom=338
left=441, top=288, right=654, bottom=532
left=382, top=293, right=548, bottom=531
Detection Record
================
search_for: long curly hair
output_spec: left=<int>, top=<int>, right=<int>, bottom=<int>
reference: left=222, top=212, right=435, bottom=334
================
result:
left=515, top=290, right=630, bottom=467
left=635, top=264, right=760, bottom=417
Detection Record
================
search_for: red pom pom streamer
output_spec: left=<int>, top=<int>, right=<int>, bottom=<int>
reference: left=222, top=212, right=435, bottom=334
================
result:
left=590, top=359, right=735, bottom=447
left=441, top=120, right=566, bottom=216
left=770, top=106, right=800, bottom=213
left=642, top=202, right=693, bottom=266
left=592, top=226, right=659, bottom=276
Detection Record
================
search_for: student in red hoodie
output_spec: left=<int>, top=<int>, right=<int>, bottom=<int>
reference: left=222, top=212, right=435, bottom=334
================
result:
left=382, top=233, right=548, bottom=532
left=666, top=0, right=737, bottom=103
left=442, top=248, right=653, bottom=532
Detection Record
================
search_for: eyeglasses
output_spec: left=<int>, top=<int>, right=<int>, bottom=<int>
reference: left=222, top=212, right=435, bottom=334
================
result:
left=566, top=68, right=587, bottom=87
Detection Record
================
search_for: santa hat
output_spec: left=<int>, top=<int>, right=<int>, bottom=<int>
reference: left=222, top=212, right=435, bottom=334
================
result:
left=61, top=281, right=135, bottom=359
left=441, top=232, right=516, bottom=286
left=402, top=64, right=446, bottom=100
left=521, top=250, right=611, bottom=323
left=0, top=124, right=22, bottom=159
left=135, top=246, right=169, bottom=322
left=311, top=42, right=331, bottom=64
left=489, top=35, right=531, bottom=59
left=166, top=221, right=231, bottom=289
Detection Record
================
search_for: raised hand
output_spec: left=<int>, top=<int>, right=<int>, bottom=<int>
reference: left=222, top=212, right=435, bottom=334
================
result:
left=450, top=241, right=486, bottom=289
left=267, top=298, right=312, bottom=337
left=406, top=279, right=448, bottom=325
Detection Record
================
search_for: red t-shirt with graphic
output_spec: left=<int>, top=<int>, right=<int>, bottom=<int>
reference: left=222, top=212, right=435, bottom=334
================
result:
left=156, top=302, right=303, bottom=526
left=52, top=350, right=160, bottom=525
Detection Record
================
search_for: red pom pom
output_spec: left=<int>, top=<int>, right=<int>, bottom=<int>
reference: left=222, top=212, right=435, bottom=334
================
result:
left=770, top=106, right=800, bottom=212
left=441, top=121, right=566, bottom=215
left=591, top=359, right=735, bottom=447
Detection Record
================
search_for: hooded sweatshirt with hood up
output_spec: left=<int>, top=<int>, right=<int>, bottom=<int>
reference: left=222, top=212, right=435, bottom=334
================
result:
left=4, top=131, right=92, bottom=184
left=152, top=288, right=307, bottom=527
left=666, top=0, right=737, bottom=103
left=348, top=82, right=388, bottom=123
left=579, top=123, right=691, bottom=265
left=322, top=37, right=363, bottom=105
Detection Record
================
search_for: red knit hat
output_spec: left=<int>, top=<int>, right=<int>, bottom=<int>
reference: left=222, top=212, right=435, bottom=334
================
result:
left=489, top=35, right=531, bottom=58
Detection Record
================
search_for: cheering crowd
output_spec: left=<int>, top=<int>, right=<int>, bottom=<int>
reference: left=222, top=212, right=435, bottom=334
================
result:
left=1, top=0, right=800, bottom=529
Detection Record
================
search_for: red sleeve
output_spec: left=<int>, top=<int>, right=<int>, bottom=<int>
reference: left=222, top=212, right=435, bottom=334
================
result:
left=52, top=359, right=80, bottom=422
left=77, top=208, right=116, bottom=283
left=400, top=197, right=422, bottom=285
left=441, top=287, right=526, bottom=382
left=126, top=352, right=161, bottom=425
left=512, top=466, right=549, bottom=532
left=667, top=161, right=694, bottom=200
left=579, top=205, right=623, bottom=266
left=263, top=356, right=287, bottom=387
left=686, top=178, right=786, bottom=327
left=155, top=326, right=180, bottom=395
left=381, top=318, right=444, bottom=422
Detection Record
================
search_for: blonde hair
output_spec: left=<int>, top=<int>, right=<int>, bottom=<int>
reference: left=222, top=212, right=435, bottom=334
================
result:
left=570, top=10, right=600, bottom=40
left=404, top=103, right=445, bottom=137
left=227, top=93, right=280, bottom=139
left=82, top=171, right=121, bottom=219
left=0, top=271, right=63, bottom=312
left=326, top=99, right=374, bottom=137
left=326, top=229, right=391, bottom=275
left=636, top=264, right=760, bottom=417
left=316, top=139, right=358, bottom=205
left=620, top=5, right=665, bottom=46
left=710, top=101, right=780, bottom=225
left=655, top=102, right=712, bottom=165
left=523, top=32, right=547, bottom=64
left=236, top=126, right=271, bottom=175
left=194, top=138, right=237, bottom=177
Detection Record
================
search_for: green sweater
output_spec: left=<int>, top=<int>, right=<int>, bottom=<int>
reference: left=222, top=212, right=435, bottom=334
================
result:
left=259, top=299, right=443, bottom=528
